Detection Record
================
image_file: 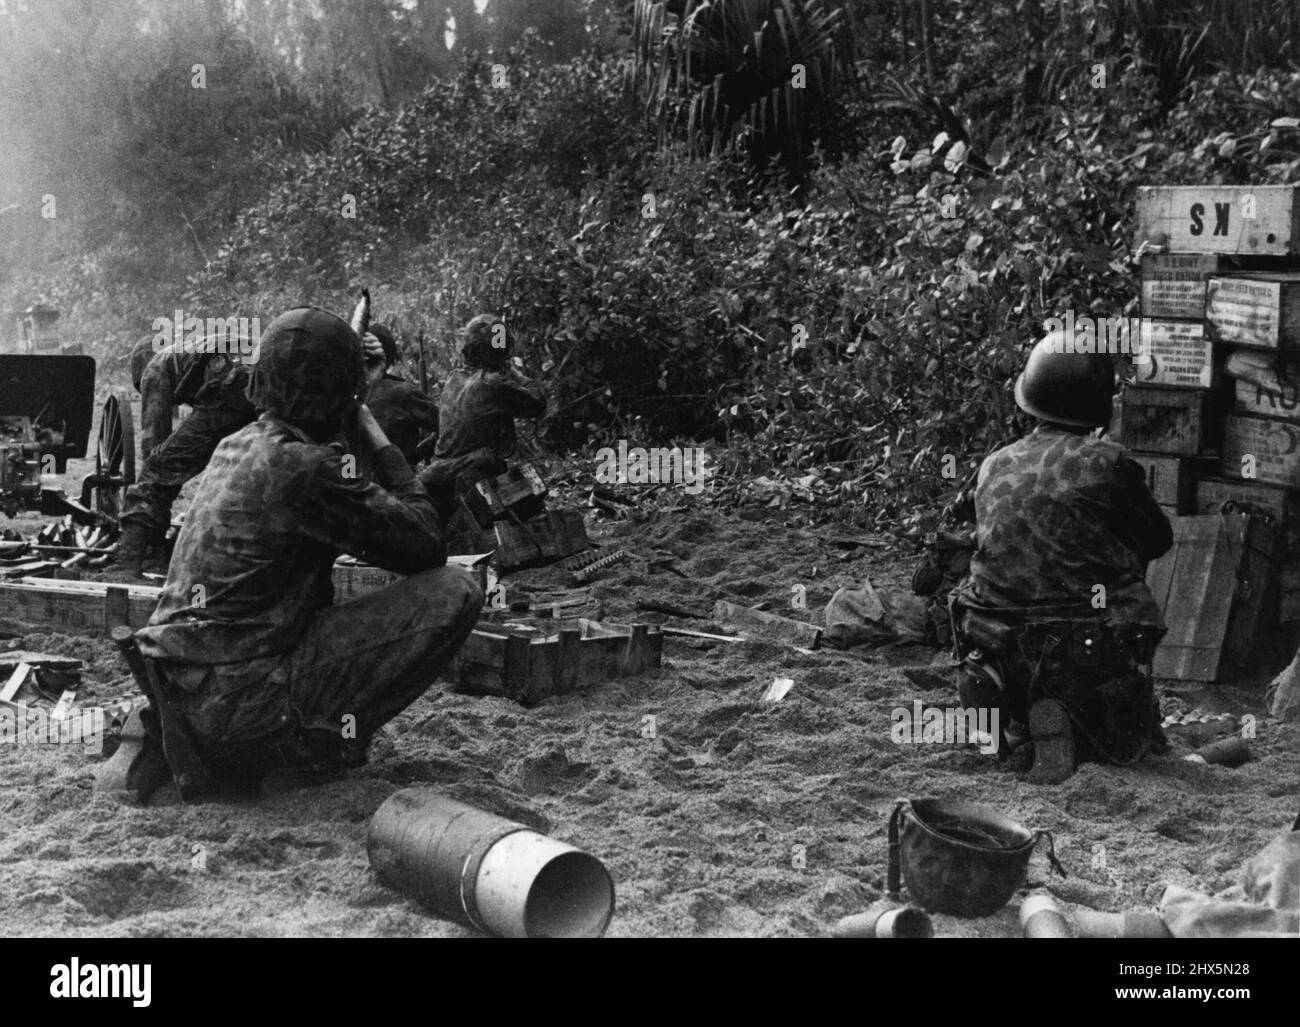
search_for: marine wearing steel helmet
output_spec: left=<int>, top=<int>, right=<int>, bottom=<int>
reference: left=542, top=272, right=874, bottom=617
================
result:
left=119, top=331, right=259, bottom=575
left=246, top=306, right=366, bottom=430
left=106, top=304, right=482, bottom=802
left=419, top=313, right=546, bottom=527
left=949, top=328, right=1172, bottom=784
left=362, top=321, right=440, bottom=467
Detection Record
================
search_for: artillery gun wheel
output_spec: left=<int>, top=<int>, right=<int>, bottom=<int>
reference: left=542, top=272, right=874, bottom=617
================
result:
left=90, top=393, right=135, bottom=520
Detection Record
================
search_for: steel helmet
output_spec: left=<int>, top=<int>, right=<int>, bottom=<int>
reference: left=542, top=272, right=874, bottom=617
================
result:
left=129, top=335, right=156, bottom=392
left=246, top=306, right=363, bottom=424
left=1014, top=330, right=1115, bottom=428
left=460, top=313, right=508, bottom=371
left=889, top=798, right=1064, bottom=918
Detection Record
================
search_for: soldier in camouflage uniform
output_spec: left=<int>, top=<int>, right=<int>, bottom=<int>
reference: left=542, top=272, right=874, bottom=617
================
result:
left=111, top=307, right=482, bottom=800
left=951, top=330, right=1172, bottom=783
left=363, top=323, right=440, bottom=467
left=119, top=334, right=259, bottom=574
left=419, top=313, right=546, bottom=526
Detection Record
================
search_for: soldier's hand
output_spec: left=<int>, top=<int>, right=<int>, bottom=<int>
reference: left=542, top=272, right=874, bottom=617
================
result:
left=354, top=403, right=391, bottom=452
left=362, top=333, right=387, bottom=386
left=362, top=332, right=385, bottom=363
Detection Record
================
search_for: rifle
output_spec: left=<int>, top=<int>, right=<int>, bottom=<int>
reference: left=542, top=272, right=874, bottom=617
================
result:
left=418, top=328, right=428, bottom=395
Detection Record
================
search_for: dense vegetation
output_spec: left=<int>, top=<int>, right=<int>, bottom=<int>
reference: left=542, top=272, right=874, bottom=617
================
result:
left=5, top=0, right=1300, bottom=529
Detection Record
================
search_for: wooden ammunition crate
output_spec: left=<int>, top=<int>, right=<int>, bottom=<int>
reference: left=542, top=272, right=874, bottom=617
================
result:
left=332, top=553, right=492, bottom=603
left=446, top=508, right=590, bottom=571
left=1140, top=254, right=1290, bottom=318
left=1133, top=319, right=1215, bottom=388
left=0, top=580, right=159, bottom=636
left=1121, top=386, right=1221, bottom=456
left=1140, top=254, right=1227, bottom=319
left=1135, top=185, right=1300, bottom=255
left=1129, top=452, right=1206, bottom=513
left=464, top=463, right=548, bottom=527
left=453, top=619, right=663, bottom=705
left=1146, top=514, right=1277, bottom=681
left=1234, top=376, right=1300, bottom=421
left=1195, top=476, right=1300, bottom=526
left=1205, top=272, right=1300, bottom=350
left=1221, top=414, right=1300, bottom=488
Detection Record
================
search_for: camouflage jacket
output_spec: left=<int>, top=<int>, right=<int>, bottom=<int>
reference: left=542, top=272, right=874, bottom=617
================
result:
left=956, top=425, right=1171, bottom=627
left=139, top=344, right=253, bottom=460
left=434, top=367, right=545, bottom=461
left=136, top=414, right=445, bottom=665
left=367, top=372, right=440, bottom=466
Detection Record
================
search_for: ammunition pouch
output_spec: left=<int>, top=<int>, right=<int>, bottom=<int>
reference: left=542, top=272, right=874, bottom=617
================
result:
left=951, top=597, right=1160, bottom=671
left=950, top=601, right=1163, bottom=766
left=1018, top=620, right=1160, bottom=675
left=959, top=608, right=1015, bottom=655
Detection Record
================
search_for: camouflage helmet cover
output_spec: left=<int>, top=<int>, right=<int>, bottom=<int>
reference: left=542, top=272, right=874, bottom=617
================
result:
left=460, top=313, right=507, bottom=370
left=246, top=306, right=364, bottom=424
left=129, top=334, right=156, bottom=392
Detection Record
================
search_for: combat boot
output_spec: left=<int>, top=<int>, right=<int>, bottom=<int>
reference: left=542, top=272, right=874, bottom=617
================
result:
left=94, top=707, right=174, bottom=803
left=1026, top=698, right=1077, bottom=785
left=117, top=521, right=151, bottom=577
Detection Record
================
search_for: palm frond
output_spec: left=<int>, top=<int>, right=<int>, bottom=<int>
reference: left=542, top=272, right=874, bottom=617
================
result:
left=630, top=0, right=855, bottom=167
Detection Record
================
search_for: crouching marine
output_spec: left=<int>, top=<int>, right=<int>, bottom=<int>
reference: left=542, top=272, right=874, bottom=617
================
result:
left=950, top=330, right=1173, bottom=783
left=100, top=307, right=482, bottom=801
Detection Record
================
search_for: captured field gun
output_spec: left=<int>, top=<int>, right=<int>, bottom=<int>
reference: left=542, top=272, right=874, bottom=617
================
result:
left=0, top=353, right=134, bottom=524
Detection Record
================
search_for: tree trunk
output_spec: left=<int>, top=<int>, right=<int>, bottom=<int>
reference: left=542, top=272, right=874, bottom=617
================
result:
left=919, top=0, right=937, bottom=87
left=898, top=0, right=910, bottom=66
left=367, top=0, right=392, bottom=104
left=1022, top=0, right=1044, bottom=107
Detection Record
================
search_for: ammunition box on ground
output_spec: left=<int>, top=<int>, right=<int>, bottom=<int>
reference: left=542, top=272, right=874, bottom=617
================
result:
left=446, top=508, right=589, bottom=571
left=463, top=463, right=548, bottom=528
left=453, top=620, right=662, bottom=704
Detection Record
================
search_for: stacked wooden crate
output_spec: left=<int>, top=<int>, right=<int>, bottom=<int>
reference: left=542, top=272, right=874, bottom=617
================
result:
left=1131, top=185, right=1300, bottom=677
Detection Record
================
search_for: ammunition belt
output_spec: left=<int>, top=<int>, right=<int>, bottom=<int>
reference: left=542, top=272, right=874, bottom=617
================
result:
left=1016, top=620, right=1158, bottom=672
left=953, top=601, right=1159, bottom=668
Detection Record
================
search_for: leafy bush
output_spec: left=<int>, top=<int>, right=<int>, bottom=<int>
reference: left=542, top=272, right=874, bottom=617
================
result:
left=16, top=4, right=1300, bottom=533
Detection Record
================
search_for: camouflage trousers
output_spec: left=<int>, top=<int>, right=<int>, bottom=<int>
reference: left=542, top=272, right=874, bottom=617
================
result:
left=956, top=621, right=1163, bottom=765
left=158, top=565, right=483, bottom=771
left=121, top=400, right=255, bottom=537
